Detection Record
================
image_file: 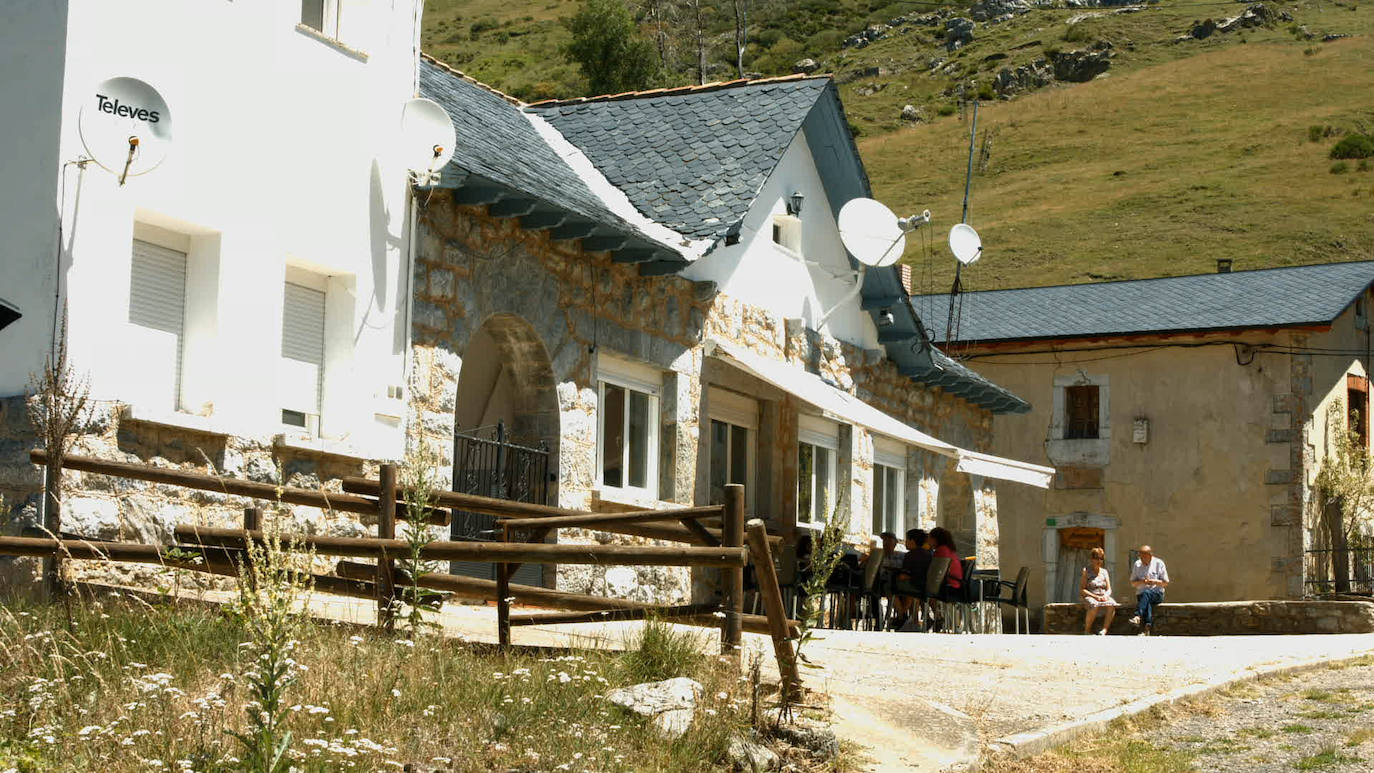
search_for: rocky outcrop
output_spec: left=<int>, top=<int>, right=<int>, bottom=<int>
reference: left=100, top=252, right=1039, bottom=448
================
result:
left=900, top=104, right=927, bottom=122
left=994, top=58, right=1054, bottom=96
left=945, top=17, right=976, bottom=51
left=1183, top=3, right=1287, bottom=40
left=969, top=0, right=1030, bottom=23
left=1048, top=43, right=1113, bottom=82
left=792, top=58, right=821, bottom=74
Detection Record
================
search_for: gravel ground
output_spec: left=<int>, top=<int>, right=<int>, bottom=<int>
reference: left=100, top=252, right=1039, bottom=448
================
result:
left=1143, top=657, right=1374, bottom=772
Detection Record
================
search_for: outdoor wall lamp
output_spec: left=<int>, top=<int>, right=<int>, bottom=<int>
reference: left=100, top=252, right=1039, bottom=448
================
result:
left=787, top=192, right=804, bottom=216
left=877, top=308, right=895, bottom=327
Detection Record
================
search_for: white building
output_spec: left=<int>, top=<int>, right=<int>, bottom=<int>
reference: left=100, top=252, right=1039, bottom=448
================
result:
left=1, top=0, right=422, bottom=459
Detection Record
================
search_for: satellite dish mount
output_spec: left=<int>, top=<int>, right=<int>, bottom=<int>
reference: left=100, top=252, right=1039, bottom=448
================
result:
left=401, top=98, right=456, bottom=187
left=818, top=198, right=931, bottom=328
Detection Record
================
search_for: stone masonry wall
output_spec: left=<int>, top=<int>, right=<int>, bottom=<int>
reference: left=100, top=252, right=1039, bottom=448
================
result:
left=1044, top=600, right=1374, bottom=635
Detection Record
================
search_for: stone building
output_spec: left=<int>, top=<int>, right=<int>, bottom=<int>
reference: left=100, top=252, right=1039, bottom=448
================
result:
left=917, top=261, right=1374, bottom=614
left=0, top=2, right=1052, bottom=600
left=410, top=57, right=1050, bottom=601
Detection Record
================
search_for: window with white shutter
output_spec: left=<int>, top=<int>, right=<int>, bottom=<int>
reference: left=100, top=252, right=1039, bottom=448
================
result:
left=280, top=281, right=326, bottom=434
left=128, top=239, right=188, bottom=412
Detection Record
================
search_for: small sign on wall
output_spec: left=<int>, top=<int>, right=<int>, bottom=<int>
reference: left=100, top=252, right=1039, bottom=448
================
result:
left=1132, top=417, right=1149, bottom=444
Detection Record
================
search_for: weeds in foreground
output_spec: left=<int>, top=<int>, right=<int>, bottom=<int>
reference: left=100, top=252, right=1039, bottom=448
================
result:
left=1295, top=748, right=1363, bottom=770
left=399, top=441, right=445, bottom=637
left=229, top=521, right=313, bottom=772
left=0, top=596, right=759, bottom=771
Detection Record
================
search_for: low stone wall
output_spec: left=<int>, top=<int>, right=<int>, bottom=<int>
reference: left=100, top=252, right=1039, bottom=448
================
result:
left=1043, top=600, right=1374, bottom=635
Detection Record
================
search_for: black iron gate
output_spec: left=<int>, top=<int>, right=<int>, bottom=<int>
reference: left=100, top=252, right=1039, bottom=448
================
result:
left=450, top=421, right=550, bottom=586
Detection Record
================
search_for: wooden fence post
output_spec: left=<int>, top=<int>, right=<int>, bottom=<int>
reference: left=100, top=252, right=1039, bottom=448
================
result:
left=376, top=464, right=397, bottom=631
left=497, top=524, right=512, bottom=649
left=745, top=518, right=801, bottom=702
left=722, top=484, right=745, bottom=659
left=41, top=458, right=62, bottom=599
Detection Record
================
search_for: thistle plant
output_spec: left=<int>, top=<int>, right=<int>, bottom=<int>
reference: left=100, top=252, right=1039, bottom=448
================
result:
left=779, top=503, right=847, bottom=724
left=230, top=508, right=312, bottom=773
left=399, top=441, right=444, bottom=635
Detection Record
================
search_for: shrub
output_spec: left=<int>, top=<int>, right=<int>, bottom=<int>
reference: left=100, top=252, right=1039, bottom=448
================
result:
left=622, top=617, right=705, bottom=683
left=1309, top=125, right=1326, bottom=142
left=1331, top=134, right=1374, bottom=160
left=1063, top=23, right=1094, bottom=43
left=1331, top=161, right=1350, bottom=174
left=938, top=103, right=957, bottom=116
left=977, top=81, right=996, bottom=101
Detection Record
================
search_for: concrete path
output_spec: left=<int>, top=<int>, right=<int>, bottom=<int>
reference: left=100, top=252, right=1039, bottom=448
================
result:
left=136, top=587, right=1374, bottom=771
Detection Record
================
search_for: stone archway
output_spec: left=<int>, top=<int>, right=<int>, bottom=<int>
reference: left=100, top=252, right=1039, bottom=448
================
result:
left=450, top=314, right=560, bottom=585
left=454, top=313, right=560, bottom=452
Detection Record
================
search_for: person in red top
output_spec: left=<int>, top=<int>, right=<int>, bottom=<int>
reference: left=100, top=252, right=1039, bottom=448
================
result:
left=929, top=527, right=963, bottom=591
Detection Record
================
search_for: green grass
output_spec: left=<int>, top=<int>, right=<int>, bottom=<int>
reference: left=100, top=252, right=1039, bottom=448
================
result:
left=0, top=596, right=754, bottom=772
left=1283, top=723, right=1315, bottom=734
left=1295, top=748, right=1364, bottom=770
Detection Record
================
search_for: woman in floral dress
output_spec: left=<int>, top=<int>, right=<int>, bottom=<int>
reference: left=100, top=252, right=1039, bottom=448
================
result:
left=1080, top=547, right=1118, bottom=635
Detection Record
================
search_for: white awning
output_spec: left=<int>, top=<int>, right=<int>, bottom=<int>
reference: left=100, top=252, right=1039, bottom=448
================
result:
left=706, top=340, right=1054, bottom=488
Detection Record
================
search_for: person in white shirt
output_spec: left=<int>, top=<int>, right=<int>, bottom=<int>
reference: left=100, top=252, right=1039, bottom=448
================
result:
left=1128, top=545, right=1170, bottom=635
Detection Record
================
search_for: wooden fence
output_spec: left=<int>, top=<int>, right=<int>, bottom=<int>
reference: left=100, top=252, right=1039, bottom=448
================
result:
left=15, top=450, right=800, bottom=696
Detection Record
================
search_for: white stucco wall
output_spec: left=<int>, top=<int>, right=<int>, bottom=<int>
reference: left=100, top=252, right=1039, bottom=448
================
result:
left=680, top=132, right=878, bottom=350
left=2, top=0, right=422, bottom=458
left=0, top=0, right=69, bottom=395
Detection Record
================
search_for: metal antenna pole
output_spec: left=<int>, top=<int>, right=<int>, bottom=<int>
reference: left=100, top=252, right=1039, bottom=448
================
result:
left=947, top=100, right=979, bottom=346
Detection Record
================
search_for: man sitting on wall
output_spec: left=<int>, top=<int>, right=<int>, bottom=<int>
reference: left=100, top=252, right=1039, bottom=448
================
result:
left=1128, top=544, right=1170, bottom=636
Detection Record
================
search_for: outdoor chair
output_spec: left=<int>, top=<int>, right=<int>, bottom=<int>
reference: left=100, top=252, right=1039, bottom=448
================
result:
left=938, top=558, right=978, bottom=633
left=891, top=555, right=950, bottom=632
left=984, top=566, right=1031, bottom=634
left=857, top=551, right=886, bottom=630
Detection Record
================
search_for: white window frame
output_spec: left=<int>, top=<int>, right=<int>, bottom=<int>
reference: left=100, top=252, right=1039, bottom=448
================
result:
left=771, top=213, right=803, bottom=258
left=280, top=271, right=328, bottom=438
left=596, top=356, right=662, bottom=498
left=300, top=0, right=341, bottom=38
left=872, top=438, right=907, bottom=536
left=708, top=387, right=757, bottom=512
left=1048, top=373, right=1111, bottom=466
left=797, top=414, right=839, bottom=529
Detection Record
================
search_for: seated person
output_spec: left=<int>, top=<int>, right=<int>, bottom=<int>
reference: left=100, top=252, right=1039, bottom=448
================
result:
left=1080, top=546, right=1118, bottom=635
left=862, top=531, right=906, bottom=574
left=891, top=529, right=931, bottom=629
left=929, top=526, right=964, bottom=598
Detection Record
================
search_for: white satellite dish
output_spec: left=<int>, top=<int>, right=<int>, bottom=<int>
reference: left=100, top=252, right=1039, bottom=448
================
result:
left=400, top=97, right=456, bottom=185
left=78, top=77, right=173, bottom=185
left=949, top=223, right=982, bottom=265
left=838, top=198, right=905, bottom=268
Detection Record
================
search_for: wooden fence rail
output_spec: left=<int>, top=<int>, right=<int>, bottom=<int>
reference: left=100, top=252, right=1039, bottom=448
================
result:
left=24, top=451, right=803, bottom=697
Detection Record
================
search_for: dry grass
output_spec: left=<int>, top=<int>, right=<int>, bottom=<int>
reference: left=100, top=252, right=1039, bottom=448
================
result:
left=0, top=595, right=758, bottom=771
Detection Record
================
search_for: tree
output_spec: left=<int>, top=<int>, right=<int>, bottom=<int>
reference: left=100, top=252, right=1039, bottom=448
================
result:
left=730, top=0, right=748, bottom=78
left=563, top=0, right=659, bottom=96
left=1312, top=400, right=1374, bottom=595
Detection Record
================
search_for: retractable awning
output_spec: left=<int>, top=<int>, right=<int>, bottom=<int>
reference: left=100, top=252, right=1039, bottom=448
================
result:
left=706, top=340, right=1054, bottom=488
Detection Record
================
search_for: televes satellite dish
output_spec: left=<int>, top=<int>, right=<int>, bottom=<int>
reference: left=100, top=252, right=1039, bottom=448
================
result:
left=78, top=77, right=173, bottom=185
left=838, top=198, right=905, bottom=268
left=949, top=223, right=982, bottom=265
left=400, top=97, right=456, bottom=186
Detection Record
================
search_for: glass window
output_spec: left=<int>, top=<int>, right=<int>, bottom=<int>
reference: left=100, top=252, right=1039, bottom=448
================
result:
left=710, top=419, right=750, bottom=504
left=599, top=380, right=657, bottom=493
left=300, top=0, right=340, bottom=37
left=872, top=463, right=904, bottom=535
left=798, top=441, right=835, bottom=526
left=1064, top=384, right=1100, bottom=439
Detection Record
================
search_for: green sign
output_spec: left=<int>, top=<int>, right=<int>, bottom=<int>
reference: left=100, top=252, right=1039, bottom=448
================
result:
left=1046, top=517, right=1057, bottom=526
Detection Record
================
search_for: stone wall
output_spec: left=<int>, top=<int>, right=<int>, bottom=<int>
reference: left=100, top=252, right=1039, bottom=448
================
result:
left=412, top=197, right=1003, bottom=603
left=1043, top=600, right=1374, bottom=635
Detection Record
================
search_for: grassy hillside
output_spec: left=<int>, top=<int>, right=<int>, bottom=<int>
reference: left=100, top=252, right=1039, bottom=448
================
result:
left=422, top=0, right=1374, bottom=289
left=863, top=23, right=1374, bottom=291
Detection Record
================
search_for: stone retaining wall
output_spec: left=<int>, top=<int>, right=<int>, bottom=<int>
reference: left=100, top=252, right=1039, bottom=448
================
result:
left=1043, top=600, right=1374, bottom=635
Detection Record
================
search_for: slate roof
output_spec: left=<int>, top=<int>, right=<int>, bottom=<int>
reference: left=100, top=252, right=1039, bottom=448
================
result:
left=914, top=262, right=1374, bottom=344
left=418, top=57, right=688, bottom=258
left=527, top=78, right=833, bottom=241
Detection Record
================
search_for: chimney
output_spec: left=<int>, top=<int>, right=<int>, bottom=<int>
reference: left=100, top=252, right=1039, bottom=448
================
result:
left=899, top=264, right=913, bottom=295
left=1216, top=259, right=1233, bottom=274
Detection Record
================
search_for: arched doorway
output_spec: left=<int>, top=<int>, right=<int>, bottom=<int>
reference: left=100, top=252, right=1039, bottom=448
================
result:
left=450, top=314, right=560, bottom=585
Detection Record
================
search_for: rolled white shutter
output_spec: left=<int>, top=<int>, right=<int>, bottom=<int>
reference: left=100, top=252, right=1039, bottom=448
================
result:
left=129, top=239, right=187, bottom=411
left=281, top=282, right=326, bottom=418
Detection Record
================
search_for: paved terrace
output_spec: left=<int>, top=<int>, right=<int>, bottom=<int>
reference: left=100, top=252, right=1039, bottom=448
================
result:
left=137, top=588, right=1374, bottom=772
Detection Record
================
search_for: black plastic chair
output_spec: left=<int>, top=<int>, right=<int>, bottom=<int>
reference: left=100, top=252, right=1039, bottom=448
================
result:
left=939, top=558, right=977, bottom=633
left=984, top=566, right=1031, bottom=634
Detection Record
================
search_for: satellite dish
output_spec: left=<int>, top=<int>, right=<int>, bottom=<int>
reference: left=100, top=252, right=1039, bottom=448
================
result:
left=78, top=77, right=172, bottom=185
left=949, top=223, right=982, bottom=265
left=838, top=198, right=905, bottom=268
left=400, top=97, right=456, bottom=185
